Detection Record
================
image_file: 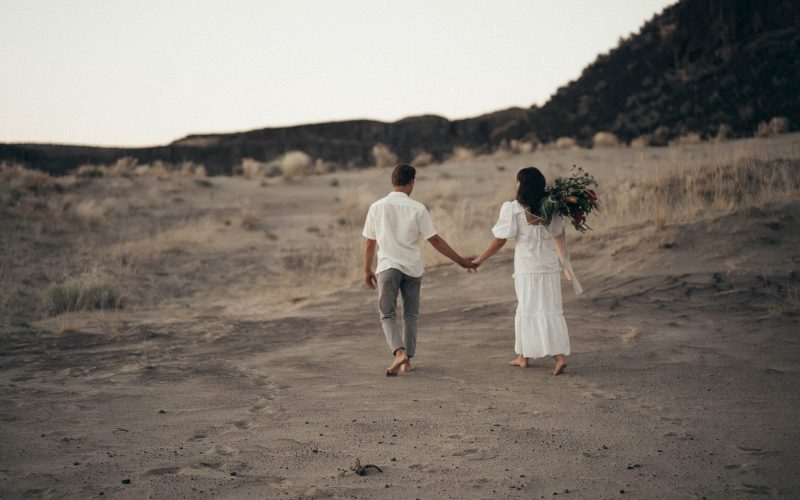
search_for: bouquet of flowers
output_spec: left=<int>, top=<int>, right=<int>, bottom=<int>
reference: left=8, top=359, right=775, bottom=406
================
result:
left=539, top=165, right=600, bottom=232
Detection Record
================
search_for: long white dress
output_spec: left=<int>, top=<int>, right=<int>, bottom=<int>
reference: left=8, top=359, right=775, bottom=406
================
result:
left=492, top=200, right=570, bottom=358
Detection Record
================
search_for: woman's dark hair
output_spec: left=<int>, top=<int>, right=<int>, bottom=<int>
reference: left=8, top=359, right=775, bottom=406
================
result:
left=516, top=167, right=547, bottom=215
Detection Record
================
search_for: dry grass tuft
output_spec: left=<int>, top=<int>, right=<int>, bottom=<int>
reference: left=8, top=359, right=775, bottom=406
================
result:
left=593, top=132, right=621, bottom=148
left=337, top=186, right=377, bottom=226
left=757, top=117, right=790, bottom=137
left=602, top=157, right=800, bottom=229
left=554, top=137, right=578, bottom=149
left=281, top=151, right=312, bottom=181
left=44, top=272, right=124, bottom=316
left=412, top=151, right=434, bottom=167
left=108, top=217, right=219, bottom=259
left=670, top=133, right=702, bottom=146
left=449, top=146, right=476, bottom=162
left=372, top=144, right=398, bottom=168
left=620, top=326, right=639, bottom=345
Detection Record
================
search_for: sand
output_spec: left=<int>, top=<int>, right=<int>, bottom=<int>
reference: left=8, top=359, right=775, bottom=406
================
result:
left=1, top=135, right=799, bottom=498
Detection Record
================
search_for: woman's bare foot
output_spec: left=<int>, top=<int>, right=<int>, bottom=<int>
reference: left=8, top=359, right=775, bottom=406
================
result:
left=552, top=355, right=567, bottom=376
left=386, top=349, right=409, bottom=376
left=509, top=355, right=528, bottom=367
left=400, top=361, right=413, bottom=373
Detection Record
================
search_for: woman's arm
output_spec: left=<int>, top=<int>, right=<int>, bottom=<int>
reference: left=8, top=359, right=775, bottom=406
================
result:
left=427, top=234, right=475, bottom=269
left=474, top=238, right=507, bottom=265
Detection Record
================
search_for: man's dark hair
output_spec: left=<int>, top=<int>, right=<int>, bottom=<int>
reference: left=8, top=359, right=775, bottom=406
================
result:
left=391, top=163, right=416, bottom=186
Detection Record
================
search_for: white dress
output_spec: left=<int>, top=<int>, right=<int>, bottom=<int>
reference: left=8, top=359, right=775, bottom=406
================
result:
left=492, top=201, right=570, bottom=358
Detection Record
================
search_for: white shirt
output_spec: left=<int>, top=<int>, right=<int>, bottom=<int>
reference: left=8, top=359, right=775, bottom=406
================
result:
left=362, top=191, right=438, bottom=277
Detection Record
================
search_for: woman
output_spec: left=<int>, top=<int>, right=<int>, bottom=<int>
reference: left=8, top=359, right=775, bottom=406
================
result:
left=473, top=167, right=570, bottom=375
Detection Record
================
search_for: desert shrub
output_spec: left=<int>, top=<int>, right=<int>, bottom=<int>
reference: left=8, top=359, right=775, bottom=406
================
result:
left=1, top=163, right=58, bottom=194
left=412, top=151, right=433, bottom=167
left=178, top=161, right=207, bottom=177
left=509, top=139, right=535, bottom=154
left=239, top=158, right=264, bottom=179
left=670, top=132, right=702, bottom=146
left=337, top=186, right=376, bottom=225
left=714, top=124, right=732, bottom=142
left=651, top=126, right=671, bottom=146
left=449, top=146, right=476, bottom=162
left=105, top=156, right=139, bottom=176
left=372, top=144, right=398, bottom=167
left=76, top=164, right=103, bottom=178
left=281, top=151, right=312, bottom=180
left=757, top=117, right=790, bottom=137
left=44, top=275, right=123, bottom=316
left=629, top=135, right=651, bottom=148
left=554, top=137, right=577, bottom=149
left=592, top=131, right=620, bottom=148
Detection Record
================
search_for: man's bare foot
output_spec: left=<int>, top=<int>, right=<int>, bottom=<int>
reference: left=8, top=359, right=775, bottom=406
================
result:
left=400, top=361, right=413, bottom=373
left=386, top=350, right=409, bottom=376
left=509, top=355, right=528, bottom=367
left=552, top=361, right=567, bottom=376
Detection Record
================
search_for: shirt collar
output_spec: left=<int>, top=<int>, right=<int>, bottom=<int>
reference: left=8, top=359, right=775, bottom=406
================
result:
left=388, top=191, right=409, bottom=198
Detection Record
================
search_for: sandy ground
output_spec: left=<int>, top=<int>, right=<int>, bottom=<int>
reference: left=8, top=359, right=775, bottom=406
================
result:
left=1, top=135, right=800, bottom=498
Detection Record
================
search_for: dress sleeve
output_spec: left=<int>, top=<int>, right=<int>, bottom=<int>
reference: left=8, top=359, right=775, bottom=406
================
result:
left=418, top=207, right=438, bottom=240
left=548, top=214, right=565, bottom=236
left=491, top=201, right=517, bottom=239
left=362, top=205, right=376, bottom=239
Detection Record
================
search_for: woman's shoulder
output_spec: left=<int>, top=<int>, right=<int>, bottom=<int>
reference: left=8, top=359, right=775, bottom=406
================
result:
left=500, top=200, right=522, bottom=212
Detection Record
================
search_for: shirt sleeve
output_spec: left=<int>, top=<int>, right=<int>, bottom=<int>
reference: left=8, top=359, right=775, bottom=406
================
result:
left=548, top=214, right=565, bottom=236
left=362, top=206, right=376, bottom=239
left=491, top=201, right=517, bottom=239
left=418, top=207, right=438, bottom=240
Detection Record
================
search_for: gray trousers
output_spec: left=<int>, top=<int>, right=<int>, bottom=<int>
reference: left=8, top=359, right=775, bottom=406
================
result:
left=377, top=268, right=421, bottom=358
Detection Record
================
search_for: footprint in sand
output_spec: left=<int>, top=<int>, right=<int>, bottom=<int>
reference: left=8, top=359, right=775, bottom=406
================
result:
left=737, top=445, right=778, bottom=457
left=145, top=466, right=180, bottom=476
left=233, top=419, right=254, bottom=430
left=248, top=395, right=277, bottom=414
left=207, top=444, right=239, bottom=456
left=452, top=448, right=478, bottom=457
left=740, top=483, right=773, bottom=495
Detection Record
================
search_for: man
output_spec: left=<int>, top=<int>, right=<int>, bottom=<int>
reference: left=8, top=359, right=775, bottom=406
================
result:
left=362, top=163, right=476, bottom=376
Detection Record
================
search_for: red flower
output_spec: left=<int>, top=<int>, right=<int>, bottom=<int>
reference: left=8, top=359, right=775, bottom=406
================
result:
left=586, top=189, right=597, bottom=203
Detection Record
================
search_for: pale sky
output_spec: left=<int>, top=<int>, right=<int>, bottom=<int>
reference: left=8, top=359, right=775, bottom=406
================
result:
left=0, top=0, right=675, bottom=147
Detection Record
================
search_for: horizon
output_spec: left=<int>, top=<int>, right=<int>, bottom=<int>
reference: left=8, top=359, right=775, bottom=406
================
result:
left=1, top=0, right=676, bottom=148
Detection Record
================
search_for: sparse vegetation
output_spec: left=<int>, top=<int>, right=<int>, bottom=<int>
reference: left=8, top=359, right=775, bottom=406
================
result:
left=554, top=137, right=577, bottom=149
left=371, top=143, right=398, bottom=168
left=449, top=146, right=475, bottom=162
left=45, top=274, right=123, bottom=316
left=602, top=157, right=800, bottom=229
left=412, top=151, right=433, bottom=167
left=757, top=117, right=790, bottom=138
left=281, top=151, right=312, bottom=180
left=592, top=132, right=620, bottom=148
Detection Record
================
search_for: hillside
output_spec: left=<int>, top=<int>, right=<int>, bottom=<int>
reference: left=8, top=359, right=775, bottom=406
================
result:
left=1, top=0, right=797, bottom=174
left=529, top=0, right=800, bottom=144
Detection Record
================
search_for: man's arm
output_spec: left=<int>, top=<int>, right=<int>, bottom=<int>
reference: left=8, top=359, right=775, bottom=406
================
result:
left=427, top=234, right=476, bottom=269
left=364, top=238, right=378, bottom=289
